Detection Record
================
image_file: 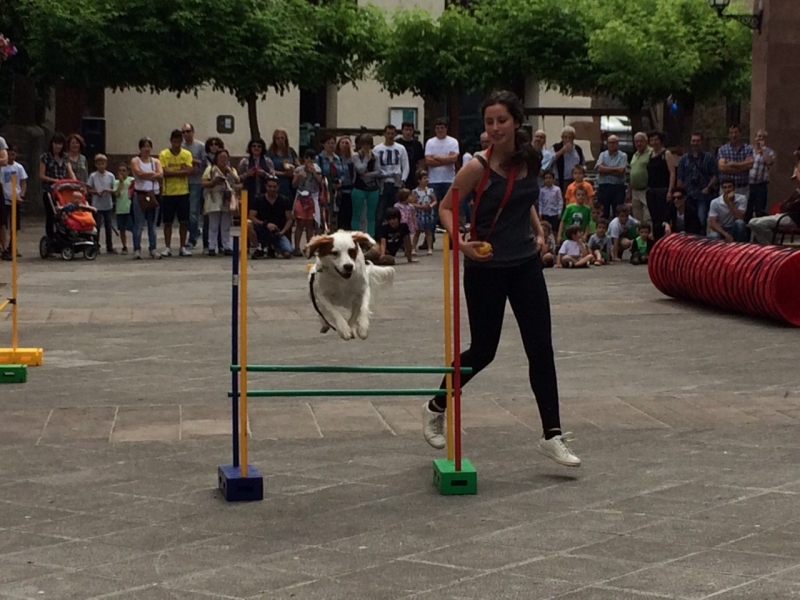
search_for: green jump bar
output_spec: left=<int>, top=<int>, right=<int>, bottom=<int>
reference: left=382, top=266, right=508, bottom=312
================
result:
left=228, top=388, right=447, bottom=398
left=231, top=365, right=473, bottom=375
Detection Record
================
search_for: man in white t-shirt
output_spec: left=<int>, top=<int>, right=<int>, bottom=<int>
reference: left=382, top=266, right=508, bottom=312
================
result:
left=424, top=119, right=459, bottom=205
left=373, top=124, right=409, bottom=232
left=708, top=180, right=748, bottom=242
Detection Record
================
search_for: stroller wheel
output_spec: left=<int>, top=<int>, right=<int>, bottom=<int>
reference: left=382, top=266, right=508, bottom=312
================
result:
left=84, top=246, right=98, bottom=261
left=39, top=236, right=51, bottom=259
left=61, top=246, right=75, bottom=261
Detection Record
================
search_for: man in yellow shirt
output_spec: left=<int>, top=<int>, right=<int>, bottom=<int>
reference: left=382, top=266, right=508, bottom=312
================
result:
left=158, top=130, right=194, bottom=257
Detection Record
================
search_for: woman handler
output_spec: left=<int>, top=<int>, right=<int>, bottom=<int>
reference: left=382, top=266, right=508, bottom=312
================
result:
left=421, top=90, right=580, bottom=467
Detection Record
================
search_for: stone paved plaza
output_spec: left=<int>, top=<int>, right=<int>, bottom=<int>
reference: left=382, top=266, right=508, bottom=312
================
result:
left=1, top=226, right=799, bottom=600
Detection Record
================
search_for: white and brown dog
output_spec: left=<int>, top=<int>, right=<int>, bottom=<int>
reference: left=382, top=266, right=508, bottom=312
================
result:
left=304, top=231, right=395, bottom=340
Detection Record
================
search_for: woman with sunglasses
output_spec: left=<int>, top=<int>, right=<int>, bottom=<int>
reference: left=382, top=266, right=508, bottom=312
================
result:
left=664, top=187, right=702, bottom=236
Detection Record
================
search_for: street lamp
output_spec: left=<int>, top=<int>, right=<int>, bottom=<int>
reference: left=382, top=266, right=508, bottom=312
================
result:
left=708, top=0, right=764, bottom=33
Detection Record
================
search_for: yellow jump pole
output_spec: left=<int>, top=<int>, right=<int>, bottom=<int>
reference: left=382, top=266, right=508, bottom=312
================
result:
left=442, top=233, right=454, bottom=461
left=238, top=189, right=249, bottom=478
left=10, top=174, right=19, bottom=350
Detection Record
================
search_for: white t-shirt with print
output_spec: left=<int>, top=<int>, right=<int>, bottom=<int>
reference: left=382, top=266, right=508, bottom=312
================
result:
left=424, top=136, right=459, bottom=184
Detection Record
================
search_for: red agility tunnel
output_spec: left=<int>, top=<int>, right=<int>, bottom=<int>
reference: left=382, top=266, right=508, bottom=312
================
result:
left=648, top=234, right=800, bottom=327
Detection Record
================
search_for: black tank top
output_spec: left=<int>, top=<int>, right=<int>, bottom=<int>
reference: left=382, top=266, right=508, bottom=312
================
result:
left=467, top=156, right=539, bottom=268
left=647, top=151, right=671, bottom=189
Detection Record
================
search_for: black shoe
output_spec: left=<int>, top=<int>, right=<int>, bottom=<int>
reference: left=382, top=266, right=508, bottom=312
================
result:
left=266, top=247, right=276, bottom=259
left=1, top=250, right=11, bottom=261
left=223, top=248, right=233, bottom=256
left=207, top=249, right=217, bottom=256
left=251, top=249, right=265, bottom=260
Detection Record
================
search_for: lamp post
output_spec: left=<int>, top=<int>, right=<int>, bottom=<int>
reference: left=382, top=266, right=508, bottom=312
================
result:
left=708, top=0, right=764, bottom=33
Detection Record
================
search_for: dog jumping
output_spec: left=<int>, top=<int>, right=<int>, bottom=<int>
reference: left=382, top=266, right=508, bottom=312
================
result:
left=304, top=231, right=395, bottom=340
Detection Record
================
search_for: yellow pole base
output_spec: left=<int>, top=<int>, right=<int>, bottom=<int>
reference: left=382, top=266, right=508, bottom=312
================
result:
left=0, top=348, right=44, bottom=366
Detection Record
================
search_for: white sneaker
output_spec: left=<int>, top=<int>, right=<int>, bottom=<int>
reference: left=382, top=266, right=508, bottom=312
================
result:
left=537, top=433, right=581, bottom=467
left=160, top=248, right=172, bottom=258
left=180, top=247, right=192, bottom=257
left=132, top=250, right=142, bottom=260
left=149, top=249, right=158, bottom=259
left=422, top=402, right=446, bottom=449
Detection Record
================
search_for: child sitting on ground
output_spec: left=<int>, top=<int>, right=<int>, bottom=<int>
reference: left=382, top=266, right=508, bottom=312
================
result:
left=394, top=188, right=417, bottom=254
left=556, top=224, right=594, bottom=268
left=608, top=204, right=639, bottom=259
left=584, top=201, right=604, bottom=240
left=365, top=206, right=418, bottom=265
left=630, top=223, right=653, bottom=265
left=587, top=218, right=613, bottom=265
left=564, top=164, right=595, bottom=206
left=559, top=186, right=592, bottom=241
left=538, top=170, right=563, bottom=233
left=540, top=220, right=556, bottom=268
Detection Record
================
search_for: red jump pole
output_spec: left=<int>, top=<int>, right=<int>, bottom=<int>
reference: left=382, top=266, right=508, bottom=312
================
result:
left=451, top=187, right=462, bottom=472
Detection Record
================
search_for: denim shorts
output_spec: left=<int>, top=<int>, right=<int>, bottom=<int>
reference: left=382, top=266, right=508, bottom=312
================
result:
left=116, top=212, right=134, bottom=232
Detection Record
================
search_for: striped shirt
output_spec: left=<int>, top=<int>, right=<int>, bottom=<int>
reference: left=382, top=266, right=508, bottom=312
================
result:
left=749, top=147, right=775, bottom=184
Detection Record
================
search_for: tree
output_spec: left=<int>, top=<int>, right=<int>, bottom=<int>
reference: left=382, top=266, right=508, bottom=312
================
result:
left=375, top=6, right=493, bottom=137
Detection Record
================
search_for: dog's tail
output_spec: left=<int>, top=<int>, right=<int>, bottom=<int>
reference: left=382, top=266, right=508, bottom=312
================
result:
left=367, top=264, right=395, bottom=307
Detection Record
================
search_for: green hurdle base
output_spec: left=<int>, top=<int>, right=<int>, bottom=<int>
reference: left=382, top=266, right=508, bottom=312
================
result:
left=0, top=364, right=27, bottom=384
left=433, top=458, right=477, bottom=496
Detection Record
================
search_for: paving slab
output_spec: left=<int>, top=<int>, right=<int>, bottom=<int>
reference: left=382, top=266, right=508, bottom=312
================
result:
left=1, top=228, right=799, bottom=599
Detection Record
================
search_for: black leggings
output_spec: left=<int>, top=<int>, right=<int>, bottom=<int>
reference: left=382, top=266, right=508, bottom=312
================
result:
left=646, top=188, right=669, bottom=241
left=431, top=257, right=561, bottom=435
left=43, top=192, right=56, bottom=239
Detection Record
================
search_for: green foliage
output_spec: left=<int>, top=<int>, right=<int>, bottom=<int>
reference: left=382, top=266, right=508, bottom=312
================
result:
left=375, top=6, right=492, bottom=100
left=303, top=0, right=388, bottom=90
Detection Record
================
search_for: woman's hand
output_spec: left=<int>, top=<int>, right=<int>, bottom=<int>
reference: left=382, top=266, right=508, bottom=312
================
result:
left=536, top=235, right=546, bottom=255
left=459, top=238, right=492, bottom=262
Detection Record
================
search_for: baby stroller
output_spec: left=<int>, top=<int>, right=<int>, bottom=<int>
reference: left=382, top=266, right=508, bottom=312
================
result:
left=39, top=179, right=99, bottom=261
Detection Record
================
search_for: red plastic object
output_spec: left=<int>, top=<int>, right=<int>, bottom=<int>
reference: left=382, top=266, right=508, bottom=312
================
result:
left=648, top=234, right=800, bottom=326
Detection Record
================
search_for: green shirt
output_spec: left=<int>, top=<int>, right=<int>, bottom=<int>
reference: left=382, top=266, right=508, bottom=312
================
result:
left=629, top=148, right=652, bottom=191
left=115, top=176, right=134, bottom=214
left=635, top=236, right=649, bottom=255
left=561, top=203, right=592, bottom=239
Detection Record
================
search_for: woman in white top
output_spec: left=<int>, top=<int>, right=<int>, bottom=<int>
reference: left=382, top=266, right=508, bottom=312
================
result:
left=202, top=149, right=240, bottom=256
left=130, top=137, right=163, bottom=259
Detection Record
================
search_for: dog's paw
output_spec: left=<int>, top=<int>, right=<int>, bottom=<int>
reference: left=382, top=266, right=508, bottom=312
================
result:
left=320, top=324, right=331, bottom=334
left=337, top=325, right=354, bottom=340
left=356, top=322, right=369, bottom=340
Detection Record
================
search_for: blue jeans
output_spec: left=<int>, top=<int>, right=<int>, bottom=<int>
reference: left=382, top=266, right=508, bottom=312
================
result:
left=377, top=183, right=398, bottom=232
left=96, top=209, right=115, bottom=251
left=188, top=183, right=203, bottom=245
left=133, top=200, right=159, bottom=252
left=691, top=190, right=714, bottom=233
left=708, top=220, right=747, bottom=242
left=253, top=223, right=293, bottom=254
left=430, top=183, right=452, bottom=208
left=747, top=182, right=769, bottom=222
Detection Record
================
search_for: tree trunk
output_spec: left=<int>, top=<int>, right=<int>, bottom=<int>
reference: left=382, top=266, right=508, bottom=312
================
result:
left=678, top=95, right=696, bottom=152
left=246, top=95, right=260, bottom=140
left=447, top=91, right=460, bottom=140
left=423, top=95, right=441, bottom=139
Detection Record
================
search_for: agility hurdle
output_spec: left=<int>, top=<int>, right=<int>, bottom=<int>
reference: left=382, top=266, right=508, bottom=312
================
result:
left=218, top=189, right=476, bottom=502
left=1, top=174, right=43, bottom=383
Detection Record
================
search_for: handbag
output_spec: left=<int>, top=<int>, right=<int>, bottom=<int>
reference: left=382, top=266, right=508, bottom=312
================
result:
left=136, top=190, right=159, bottom=211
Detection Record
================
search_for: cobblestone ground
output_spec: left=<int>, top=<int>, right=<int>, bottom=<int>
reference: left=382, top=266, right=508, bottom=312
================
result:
left=1, top=227, right=799, bottom=600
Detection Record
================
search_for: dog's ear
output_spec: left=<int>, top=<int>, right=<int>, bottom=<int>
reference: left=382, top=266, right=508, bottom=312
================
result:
left=304, top=235, right=334, bottom=258
left=351, top=231, right=376, bottom=250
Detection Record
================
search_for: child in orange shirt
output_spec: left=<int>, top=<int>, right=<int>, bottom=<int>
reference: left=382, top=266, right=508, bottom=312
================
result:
left=564, top=165, right=595, bottom=206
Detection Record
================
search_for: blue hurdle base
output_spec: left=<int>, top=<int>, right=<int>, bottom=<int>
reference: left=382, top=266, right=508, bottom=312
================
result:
left=218, top=464, right=264, bottom=502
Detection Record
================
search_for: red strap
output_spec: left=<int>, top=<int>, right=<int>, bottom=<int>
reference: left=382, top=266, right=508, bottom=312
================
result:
left=469, top=145, right=517, bottom=242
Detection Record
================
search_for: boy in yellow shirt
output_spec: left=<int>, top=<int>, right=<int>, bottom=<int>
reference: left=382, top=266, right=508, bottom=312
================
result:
left=158, top=130, right=194, bottom=257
